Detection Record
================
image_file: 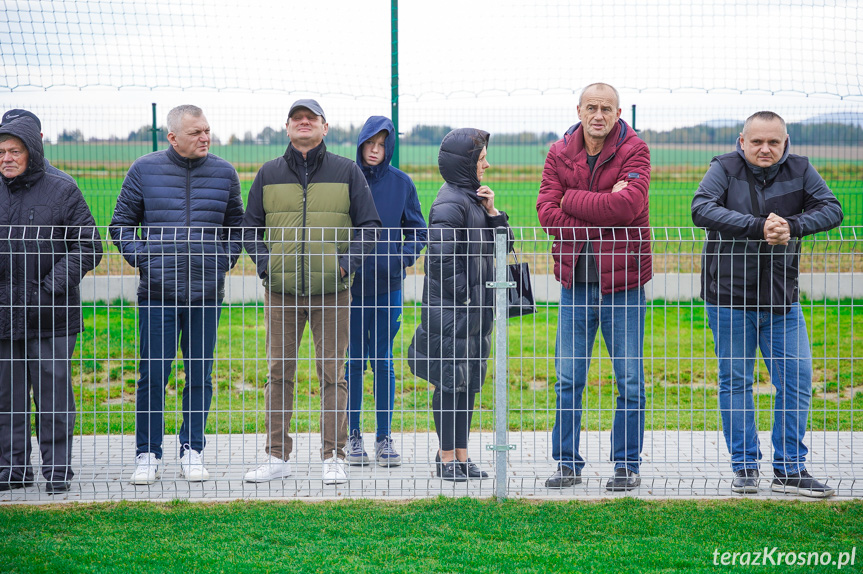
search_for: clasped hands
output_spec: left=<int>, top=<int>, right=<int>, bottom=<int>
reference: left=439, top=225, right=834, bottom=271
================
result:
left=763, top=212, right=791, bottom=246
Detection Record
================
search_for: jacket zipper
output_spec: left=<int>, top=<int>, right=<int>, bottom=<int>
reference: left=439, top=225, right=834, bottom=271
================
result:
left=582, top=151, right=616, bottom=276
left=300, top=158, right=309, bottom=295
left=184, top=160, right=191, bottom=303
left=588, top=152, right=615, bottom=192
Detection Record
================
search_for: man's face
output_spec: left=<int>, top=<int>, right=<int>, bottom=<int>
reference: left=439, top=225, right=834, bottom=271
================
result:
left=361, top=131, right=387, bottom=166
left=740, top=118, right=788, bottom=168
left=168, top=114, right=211, bottom=159
left=0, top=137, right=29, bottom=178
left=577, top=87, right=622, bottom=142
left=286, top=109, right=328, bottom=149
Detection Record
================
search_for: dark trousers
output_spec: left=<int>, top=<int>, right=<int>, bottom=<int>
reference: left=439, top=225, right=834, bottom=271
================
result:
left=432, top=388, right=477, bottom=451
left=0, top=336, right=77, bottom=481
left=136, top=300, right=221, bottom=458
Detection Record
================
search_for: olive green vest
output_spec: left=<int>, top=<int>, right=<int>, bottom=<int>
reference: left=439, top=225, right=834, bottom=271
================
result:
left=263, top=181, right=352, bottom=295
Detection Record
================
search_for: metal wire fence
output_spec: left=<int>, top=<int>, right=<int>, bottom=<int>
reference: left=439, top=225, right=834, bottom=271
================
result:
left=0, top=226, right=859, bottom=501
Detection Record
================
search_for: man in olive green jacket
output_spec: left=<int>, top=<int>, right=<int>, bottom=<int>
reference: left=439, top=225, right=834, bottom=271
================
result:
left=243, top=100, right=381, bottom=485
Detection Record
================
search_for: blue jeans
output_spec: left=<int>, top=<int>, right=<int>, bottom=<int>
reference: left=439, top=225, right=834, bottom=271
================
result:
left=553, top=283, right=646, bottom=473
left=136, top=300, right=222, bottom=458
left=706, top=303, right=812, bottom=474
left=346, top=290, right=402, bottom=439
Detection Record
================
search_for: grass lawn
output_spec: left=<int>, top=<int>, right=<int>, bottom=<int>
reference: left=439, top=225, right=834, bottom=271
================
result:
left=72, top=300, right=863, bottom=436
left=0, top=498, right=860, bottom=573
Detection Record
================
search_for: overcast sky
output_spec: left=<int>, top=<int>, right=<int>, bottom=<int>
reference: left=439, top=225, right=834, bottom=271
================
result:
left=1, top=0, right=861, bottom=139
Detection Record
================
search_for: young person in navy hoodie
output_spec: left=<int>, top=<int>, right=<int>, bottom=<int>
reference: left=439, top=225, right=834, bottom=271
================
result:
left=345, top=116, right=427, bottom=467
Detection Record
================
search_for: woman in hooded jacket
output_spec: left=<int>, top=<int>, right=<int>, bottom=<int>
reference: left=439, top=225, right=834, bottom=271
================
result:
left=407, top=128, right=509, bottom=481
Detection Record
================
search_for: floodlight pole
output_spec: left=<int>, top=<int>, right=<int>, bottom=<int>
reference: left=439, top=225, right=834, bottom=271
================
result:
left=391, top=0, right=400, bottom=169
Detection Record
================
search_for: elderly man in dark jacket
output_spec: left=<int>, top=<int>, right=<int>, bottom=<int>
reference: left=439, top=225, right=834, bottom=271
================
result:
left=408, top=128, right=509, bottom=481
left=110, top=105, right=244, bottom=485
left=536, top=83, right=652, bottom=492
left=692, top=111, right=843, bottom=498
left=0, top=116, right=102, bottom=494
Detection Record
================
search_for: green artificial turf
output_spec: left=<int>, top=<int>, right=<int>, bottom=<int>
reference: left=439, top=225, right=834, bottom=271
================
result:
left=0, top=498, right=860, bottom=573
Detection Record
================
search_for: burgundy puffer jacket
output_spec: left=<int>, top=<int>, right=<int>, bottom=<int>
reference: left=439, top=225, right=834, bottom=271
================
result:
left=536, top=119, right=652, bottom=294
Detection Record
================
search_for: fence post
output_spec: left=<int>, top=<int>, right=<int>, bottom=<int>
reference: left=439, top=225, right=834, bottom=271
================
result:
left=390, top=0, right=399, bottom=169
left=151, top=103, right=159, bottom=152
left=486, top=226, right=514, bottom=500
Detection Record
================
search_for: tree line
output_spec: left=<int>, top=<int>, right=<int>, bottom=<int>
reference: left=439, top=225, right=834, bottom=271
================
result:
left=56, top=121, right=861, bottom=146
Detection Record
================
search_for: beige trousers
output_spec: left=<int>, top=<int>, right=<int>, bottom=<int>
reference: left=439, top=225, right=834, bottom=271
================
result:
left=264, top=289, right=351, bottom=461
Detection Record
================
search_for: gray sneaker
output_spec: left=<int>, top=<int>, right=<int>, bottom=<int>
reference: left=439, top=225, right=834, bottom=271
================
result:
left=345, top=430, right=370, bottom=466
left=731, top=468, right=759, bottom=494
left=374, top=435, right=401, bottom=467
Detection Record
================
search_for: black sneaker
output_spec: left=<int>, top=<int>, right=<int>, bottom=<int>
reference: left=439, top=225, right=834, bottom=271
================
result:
left=771, top=470, right=835, bottom=498
left=0, top=468, right=33, bottom=492
left=731, top=468, right=760, bottom=494
left=45, top=481, right=71, bottom=494
left=437, top=461, right=467, bottom=482
left=544, top=464, right=581, bottom=488
left=605, top=467, right=641, bottom=491
left=460, top=458, right=489, bottom=480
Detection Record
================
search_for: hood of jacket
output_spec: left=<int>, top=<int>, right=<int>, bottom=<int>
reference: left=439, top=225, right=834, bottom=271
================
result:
left=0, top=116, right=45, bottom=189
left=438, top=128, right=489, bottom=193
left=356, top=116, right=395, bottom=183
left=736, top=136, right=790, bottom=182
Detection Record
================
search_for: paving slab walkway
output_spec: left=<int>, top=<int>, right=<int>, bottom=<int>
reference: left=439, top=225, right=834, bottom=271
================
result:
left=3, top=431, right=859, bottom=503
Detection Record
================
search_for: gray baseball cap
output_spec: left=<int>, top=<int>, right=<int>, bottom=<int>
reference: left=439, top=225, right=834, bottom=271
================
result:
left=287, top=99, right=326, bottom=122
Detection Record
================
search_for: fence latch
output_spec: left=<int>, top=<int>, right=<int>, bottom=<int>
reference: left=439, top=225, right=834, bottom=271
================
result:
left=486, top=281, right=515, bottom=289
left=486, top=444, right=517, bottom=451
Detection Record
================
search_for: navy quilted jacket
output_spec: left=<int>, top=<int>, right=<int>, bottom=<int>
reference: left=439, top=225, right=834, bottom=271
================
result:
left=109, top=146, right=244, bottom=303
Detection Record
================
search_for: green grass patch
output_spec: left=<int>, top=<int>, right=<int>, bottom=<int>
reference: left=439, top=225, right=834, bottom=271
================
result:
left=71, top=300, right=863, bottom=436
left=0, top=499, right=860, bottom=573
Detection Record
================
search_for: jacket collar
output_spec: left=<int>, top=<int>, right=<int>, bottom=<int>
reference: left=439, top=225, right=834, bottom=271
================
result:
left=285, top=141, right=326, bottom=168
left=561, top=120, right=626, bottom=165
left=166, top=145, right=208, bottom=169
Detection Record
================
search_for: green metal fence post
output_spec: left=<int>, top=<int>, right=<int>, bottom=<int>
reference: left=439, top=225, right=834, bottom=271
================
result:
left=631, top=104, right=637, bottom=131
left=151, top=103, right=159, bottom=152
left=391, top=0, right=399, bottom=169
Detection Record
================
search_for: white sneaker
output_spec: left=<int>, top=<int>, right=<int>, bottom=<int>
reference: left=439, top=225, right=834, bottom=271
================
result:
left=179, top=448, right=210, bottom=482
left=130, top=453, right=161, bottom=485
left=322, top=457, right=348, bottom=485
left=244, top=455, right=292, bottom=483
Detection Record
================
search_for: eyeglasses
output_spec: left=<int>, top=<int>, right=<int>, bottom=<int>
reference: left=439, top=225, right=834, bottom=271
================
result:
left=0, top=149, right=25, bottom=159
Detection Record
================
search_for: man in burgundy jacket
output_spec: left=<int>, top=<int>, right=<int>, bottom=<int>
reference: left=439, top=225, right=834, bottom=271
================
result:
left=536, top=83, right=652, bottom=491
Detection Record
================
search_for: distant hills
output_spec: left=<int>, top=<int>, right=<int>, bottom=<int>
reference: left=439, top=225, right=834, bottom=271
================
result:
left=800, top=112, right=863, bottom=128
left=640, top=113, right=862, bottom=146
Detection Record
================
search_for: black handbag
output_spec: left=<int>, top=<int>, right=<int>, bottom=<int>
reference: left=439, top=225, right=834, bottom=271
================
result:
left=507, top=251, right=536, bottom=318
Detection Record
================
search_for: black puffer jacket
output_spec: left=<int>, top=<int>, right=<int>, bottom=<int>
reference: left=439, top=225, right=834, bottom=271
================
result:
left=0, top=117, right=103, bottom=340
left=109, top=147, right=244, bottom=303
left=407, top=129, right=509, bottom=393
left=692, top=139, right=843, bottom=311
